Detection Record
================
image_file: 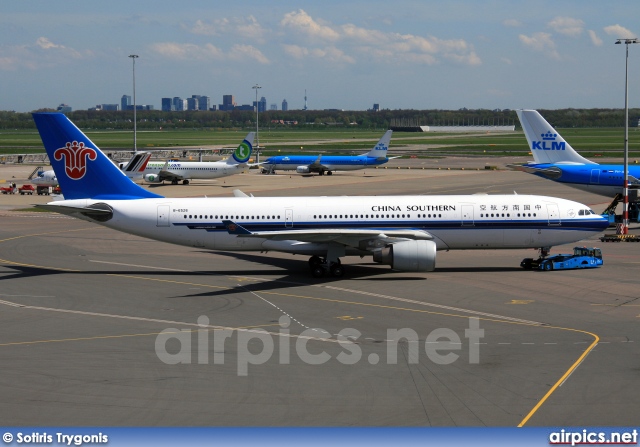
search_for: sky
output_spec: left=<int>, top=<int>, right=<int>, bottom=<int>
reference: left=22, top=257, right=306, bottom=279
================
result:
left=2, top=0, right=640, bottom=113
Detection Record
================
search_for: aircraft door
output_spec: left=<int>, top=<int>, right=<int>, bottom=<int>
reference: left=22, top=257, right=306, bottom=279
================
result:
left=285, top=208, right=293, bottom=228
left=590, top=169, right=600, bottom=184
left=157, top=205, right=170, bottom=227
left=546, top=203, right=560, bottom=225
left=461, top=204, right=474, bottom=226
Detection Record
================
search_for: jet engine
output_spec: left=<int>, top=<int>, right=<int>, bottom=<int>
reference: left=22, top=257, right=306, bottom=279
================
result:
left=144, top=174, right=162, bottom=183
left=373, top=240, right=436, bottom=272
left=296, top=166, right=311, bottom=174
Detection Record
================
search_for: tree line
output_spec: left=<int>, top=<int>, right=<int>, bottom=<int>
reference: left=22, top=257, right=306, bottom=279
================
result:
left=0, top=108, right=639, bottom=130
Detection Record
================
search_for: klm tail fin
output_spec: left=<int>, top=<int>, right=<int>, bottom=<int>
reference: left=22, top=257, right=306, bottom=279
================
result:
left=32, top=113, right=163, bottom=200
left=516, top=110, right=595, bottom=165
left=224, top=132, right=255, bottom=165
left=364, top=130, right=393, bottom=159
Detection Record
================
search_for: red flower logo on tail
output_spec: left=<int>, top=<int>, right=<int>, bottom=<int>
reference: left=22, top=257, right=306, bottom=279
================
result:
left=53, top=141, right=98, bottom=180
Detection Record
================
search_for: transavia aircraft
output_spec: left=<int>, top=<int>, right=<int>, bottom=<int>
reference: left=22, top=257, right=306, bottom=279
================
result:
left=261, top=130, right=397, bottom=175
left=123, top=132, right=255, bottom=185
left=512, top=109, right=640, bottom=197
left=33, top=113, right=608, bottom=278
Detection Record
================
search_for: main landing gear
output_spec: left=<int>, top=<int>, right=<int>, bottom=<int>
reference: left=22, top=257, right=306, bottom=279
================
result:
left=318, top=170, right=333, bottom=176
left=308, top=255, right=344, bottom=278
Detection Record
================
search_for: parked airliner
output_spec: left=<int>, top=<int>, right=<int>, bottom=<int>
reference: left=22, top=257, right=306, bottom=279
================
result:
left=33, top=113, right=607, bottom=277
left=29, top=169, right=58, bottom=188
left=124, top=132, right=255, bottom=185
left=261, top=130, right=396, bottom=175
left=512, top=109, right=640, bottom=197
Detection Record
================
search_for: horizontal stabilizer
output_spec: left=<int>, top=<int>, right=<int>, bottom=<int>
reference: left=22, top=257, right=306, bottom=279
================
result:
left=507, top=164, right=563, bottom=180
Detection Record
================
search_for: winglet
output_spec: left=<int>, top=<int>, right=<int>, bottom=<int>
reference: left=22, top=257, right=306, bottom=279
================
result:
left=222, top=220, right=252, bottom=235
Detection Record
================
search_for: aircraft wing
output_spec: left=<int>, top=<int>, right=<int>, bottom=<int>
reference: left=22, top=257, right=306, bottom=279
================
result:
left=307, top=154, right=328, bottom=171
left=221, top=220, right=432, bottom=249
left=507, top=163, right=563, bottom=180
left=157, top=161, right=184, bottom=182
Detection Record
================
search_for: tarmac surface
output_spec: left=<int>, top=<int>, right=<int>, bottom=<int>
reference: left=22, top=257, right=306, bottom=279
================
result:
left=1, top=160, right=639, bottom=427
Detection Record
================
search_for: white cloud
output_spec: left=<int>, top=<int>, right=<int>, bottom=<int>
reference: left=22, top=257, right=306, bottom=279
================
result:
left=0, top=37, right=89, bottom=71
left=188, top=16, right=266, bottom=42
left=150, top=42, right=269, bottom=64
left=547, top=17, right=585, bottom=37
left=228, top=44, right=270, bottom=64
left=588, top=30, right=603, bottom=46
left=503, top=19, right=523, bottom=28
left=150, top=42, right=224, bottom=60
left=519, top=32, right=560, bottom=60
left=603, top=24, right=636, bottom=39
left=282, top=44, right=308, bottom=59
left=280, top=9, right=340, bottom=41
left=279, top=10, right=480, bottom=66
left=282, top=44, right=354, bottom=64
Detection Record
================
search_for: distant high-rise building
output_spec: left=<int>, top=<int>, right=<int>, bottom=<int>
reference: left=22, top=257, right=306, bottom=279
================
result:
left=186, top=97, right=199, bottom=111
left=270, top=103, right=277, bottom=111
left=161, top=98, right=174, bottom=112
left=197, top=95, right=210, bottom=111
left=372, top=103, right=380, bottom=112
left=121, top=95, right=131, bottom=111
left=220, top=94, right=236, bottom=111
left=282, top=99, right=288, bottom=111
left=259, top=96, right=267, bottom=113
left=173, top=97, right=185, bottom=111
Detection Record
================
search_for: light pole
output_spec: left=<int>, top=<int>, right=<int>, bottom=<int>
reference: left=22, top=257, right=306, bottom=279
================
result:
left=615, top=38, right=638, bottom=235
left=252, top=84, right=261, bottom=150
left=129, top=54, right=139, bottom=153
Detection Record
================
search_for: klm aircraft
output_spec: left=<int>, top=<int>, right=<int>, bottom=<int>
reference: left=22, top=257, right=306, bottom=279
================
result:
left=512, top=109, right=640, bottom=197
left=261, top=130, right=396, bottom=175
left=32, top=113, right=607, bottom=278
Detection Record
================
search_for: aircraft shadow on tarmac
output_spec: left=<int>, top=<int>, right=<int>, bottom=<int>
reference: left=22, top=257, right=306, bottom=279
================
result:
left=0, top=252, right=523, bottom=302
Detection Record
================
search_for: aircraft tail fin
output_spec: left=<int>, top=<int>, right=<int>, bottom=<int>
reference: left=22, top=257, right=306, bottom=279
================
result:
left=364, top=130, right=393, bottom=158
left=32, top=113, right=163, bottom=200
left=516, top=110, right=595, bottom=165
left=225, top=132, right=255, bottom=165
left=121, top=151, right=152, bottom=173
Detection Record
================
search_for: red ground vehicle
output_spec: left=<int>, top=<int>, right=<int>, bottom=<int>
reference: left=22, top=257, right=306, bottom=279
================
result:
left=0, top=186, right=13, bottom=194
left=18, top=184, right=36, bottom=195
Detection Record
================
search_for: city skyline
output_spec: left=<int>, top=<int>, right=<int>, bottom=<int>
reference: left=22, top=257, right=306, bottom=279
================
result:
left=2, top=1, right=640, bottom=112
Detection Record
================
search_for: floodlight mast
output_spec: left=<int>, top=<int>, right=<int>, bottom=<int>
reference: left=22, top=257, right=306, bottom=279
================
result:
left=253, top=84, right=261, bottom=150
left=615, top=38, right=638, bottom=235
left=129, top=54, right=139, bottom=154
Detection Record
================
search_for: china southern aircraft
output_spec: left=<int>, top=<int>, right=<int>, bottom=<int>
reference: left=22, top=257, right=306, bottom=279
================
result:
left=124, top=132, right=255, bottom=185
left=512, top=109, right=640, bottom=197
left=32, top=113, right=607, bottom=277
left=261, top=130, right=396, bottom=175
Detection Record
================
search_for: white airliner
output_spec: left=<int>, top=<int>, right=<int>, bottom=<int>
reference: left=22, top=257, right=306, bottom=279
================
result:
left=124, top=133, right=255, bottom=185
left=30, top=169, right=58, bottom=188
left=32, top=113, right=608, bottom=277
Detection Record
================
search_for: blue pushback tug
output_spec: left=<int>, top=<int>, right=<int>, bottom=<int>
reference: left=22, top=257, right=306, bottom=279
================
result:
left=521, top=247, right=603, bottom=271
